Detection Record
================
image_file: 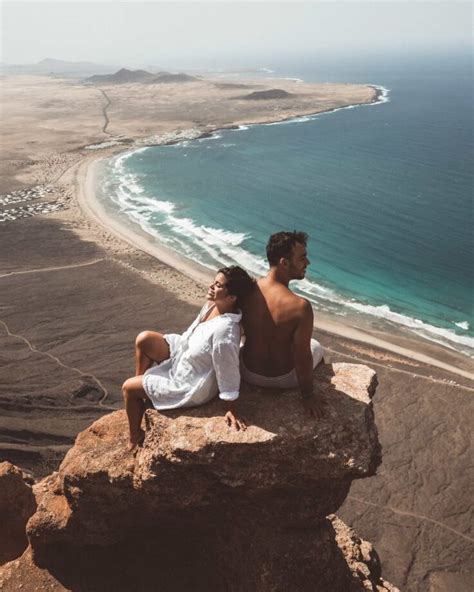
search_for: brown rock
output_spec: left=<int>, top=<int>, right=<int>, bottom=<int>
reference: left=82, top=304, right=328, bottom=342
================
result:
left=0, top=363, right=398, bottom=590
left=12, top=363, right=394, bottom=590
left=330, top=515, right=400, bottom=591
left=0, top=462, right=36, bottom=565
left=1, top=515, right=401, bottom=592
left=27, top=363, right=380, bottom=549
left=0, top=515, right=400, bottom=592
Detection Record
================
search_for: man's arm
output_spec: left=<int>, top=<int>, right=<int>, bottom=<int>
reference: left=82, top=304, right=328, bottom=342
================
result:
left=293, top=300, right=324, bottom=418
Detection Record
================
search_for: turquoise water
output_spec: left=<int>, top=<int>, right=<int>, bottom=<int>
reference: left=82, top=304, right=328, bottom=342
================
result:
left=99, top=53, right=473, bottom=355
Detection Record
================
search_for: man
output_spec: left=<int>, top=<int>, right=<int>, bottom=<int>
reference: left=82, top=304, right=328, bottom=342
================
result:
left=241, top=231, right=325, bottom=417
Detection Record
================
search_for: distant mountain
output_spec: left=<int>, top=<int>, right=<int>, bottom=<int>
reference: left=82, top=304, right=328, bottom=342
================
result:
left=85, top=69, right=198, bottom=85
left=153, top=72, right=197, bottom=83
left=238, top=89, right=294, bottom=100
left=86, top=68, right=157, bottom=85
left=1, top=58, right=118, bottom=78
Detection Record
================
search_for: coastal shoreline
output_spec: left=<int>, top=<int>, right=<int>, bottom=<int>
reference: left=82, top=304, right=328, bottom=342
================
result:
left=82, top=83, right=390, bottom=153
left=78, top=150, right=473, bottom=382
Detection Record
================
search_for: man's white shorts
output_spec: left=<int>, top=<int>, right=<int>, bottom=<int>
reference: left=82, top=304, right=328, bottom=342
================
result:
left=240, top=339, right=324, bottom=389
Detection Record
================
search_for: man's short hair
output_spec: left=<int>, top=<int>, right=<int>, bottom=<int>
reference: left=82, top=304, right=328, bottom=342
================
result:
left=266, top=231, right=308, bottom=266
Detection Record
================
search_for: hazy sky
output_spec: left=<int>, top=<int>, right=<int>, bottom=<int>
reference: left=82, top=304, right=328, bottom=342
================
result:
left=2, top=1, right=472, bottom=68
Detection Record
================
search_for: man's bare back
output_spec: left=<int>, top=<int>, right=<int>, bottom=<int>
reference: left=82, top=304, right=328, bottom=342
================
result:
left=241, top=276, right=310, bottom=376
left=240, top=232, right=324, bottom=418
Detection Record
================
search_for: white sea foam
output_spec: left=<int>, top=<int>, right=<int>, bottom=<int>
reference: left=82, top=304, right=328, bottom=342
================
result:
left=297, top=278, right=340, bottom=300
left=164, top=215, right=249, bottom=262
left=146, top=208, right=269, bottom=276
left=266, top=76, right=304, bottom=84
left=138, top=197, right=175, bottom=213
left=115, top=190, right=175, bottom=217
left=169, top=216, right=245, bottom=246
left=198, top=133, right=222, bottom=142
left=114, top=150, right=136, bottom=171
left=371, top=85, right=390, bottom=104
left=168, top=218, right=224, bottom=260
left=264, top=114, right=316, bottom=127
left=454, top=321, right=470, bottom=330
left=109, top=156, right=178, bottom=218
left=218, top=245, right=268, bottom=276
left=122, top=174, right=143, bottom=195
left=110, top=173, right=175, bottom=220
left=344, top=301, right=474, bottom=350
left=130, top=147, right=149, bottom=156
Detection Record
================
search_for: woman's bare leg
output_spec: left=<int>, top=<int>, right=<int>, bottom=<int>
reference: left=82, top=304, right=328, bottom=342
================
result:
left=125, top=332, right=170, bottom=449
left=135, top=331, right=170, bottom=376
left=122, top=376, right=148, bottom=449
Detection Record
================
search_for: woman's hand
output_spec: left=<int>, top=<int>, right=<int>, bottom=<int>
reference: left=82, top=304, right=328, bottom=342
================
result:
left=225, top=408, right=247, bottom=431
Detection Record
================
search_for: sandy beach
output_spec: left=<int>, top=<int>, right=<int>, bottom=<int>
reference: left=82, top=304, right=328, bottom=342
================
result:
left=1, top=73, right=473, bottom=590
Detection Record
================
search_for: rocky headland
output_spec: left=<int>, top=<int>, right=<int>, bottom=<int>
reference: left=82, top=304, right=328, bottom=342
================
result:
left=0, top=363, right=399, bottom=591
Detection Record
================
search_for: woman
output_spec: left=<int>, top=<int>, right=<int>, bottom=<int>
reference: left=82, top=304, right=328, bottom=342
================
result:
left=122, top=266, right=255, bottom=449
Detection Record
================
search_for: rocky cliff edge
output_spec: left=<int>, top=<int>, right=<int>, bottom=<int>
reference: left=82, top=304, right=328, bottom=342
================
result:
left=0, top=362, right=399, bottom=591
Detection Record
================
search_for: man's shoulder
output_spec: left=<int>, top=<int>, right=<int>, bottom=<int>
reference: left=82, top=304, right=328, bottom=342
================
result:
left=282, top=286, right=311, bottom=310
left=256, top=278, right=310, bottom=306
left=292, top=294, right=313, bottom=318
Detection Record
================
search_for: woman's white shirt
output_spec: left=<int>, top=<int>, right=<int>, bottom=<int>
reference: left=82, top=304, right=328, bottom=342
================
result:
left=142, top=303, right=241, bottom=410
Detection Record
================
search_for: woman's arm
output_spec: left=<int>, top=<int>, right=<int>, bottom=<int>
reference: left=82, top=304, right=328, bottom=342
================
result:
left=212, top=334, right=247, bottom=431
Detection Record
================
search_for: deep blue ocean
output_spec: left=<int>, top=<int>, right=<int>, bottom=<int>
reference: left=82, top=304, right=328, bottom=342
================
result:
left=99, top=52, right=473, bottom=356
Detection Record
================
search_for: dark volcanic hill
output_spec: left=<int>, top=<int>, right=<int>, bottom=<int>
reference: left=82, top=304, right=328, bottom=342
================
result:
left=85, top=69, right=198, bottom=85
left=154, top=72, right=197, bottom=83
left=86, top=68, right=157, bottom=85
left=238, top=88, right=294, bottom=100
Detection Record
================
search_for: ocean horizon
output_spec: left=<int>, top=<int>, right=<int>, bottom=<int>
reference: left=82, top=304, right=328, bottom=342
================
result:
left=97, top=52, right=473, bottom=357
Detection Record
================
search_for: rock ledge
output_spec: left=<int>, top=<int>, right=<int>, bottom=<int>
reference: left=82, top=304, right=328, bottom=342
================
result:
left=1, top=362, right=399, bottom=591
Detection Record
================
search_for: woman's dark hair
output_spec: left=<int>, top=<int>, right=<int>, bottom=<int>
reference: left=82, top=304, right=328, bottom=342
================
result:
left=266, top=231, right=308, bottom=266
left=218, top=266, right=255, bottom=307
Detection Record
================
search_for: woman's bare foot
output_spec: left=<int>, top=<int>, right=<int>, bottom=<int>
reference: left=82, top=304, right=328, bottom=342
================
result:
left=128, top=427, right=145, bottom=451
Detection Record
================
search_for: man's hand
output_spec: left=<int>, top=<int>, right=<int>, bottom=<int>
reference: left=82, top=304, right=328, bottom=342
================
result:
left=225, top=409, right=247, bottom=431
left=302, top=393, right=326, bottom=419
